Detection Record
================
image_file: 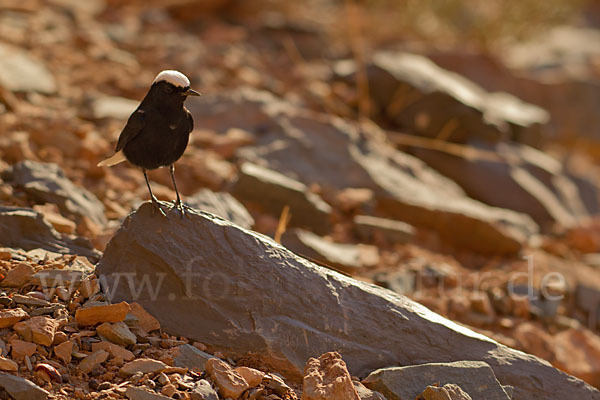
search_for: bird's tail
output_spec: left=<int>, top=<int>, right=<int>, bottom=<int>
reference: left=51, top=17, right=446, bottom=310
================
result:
left=97, top=150, right=126, bottom=167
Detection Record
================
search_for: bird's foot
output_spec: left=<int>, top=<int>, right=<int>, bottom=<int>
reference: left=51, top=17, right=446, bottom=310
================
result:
left=150, top=198, right=168, bottom=217
left=173, top=200, right=192, bottom=216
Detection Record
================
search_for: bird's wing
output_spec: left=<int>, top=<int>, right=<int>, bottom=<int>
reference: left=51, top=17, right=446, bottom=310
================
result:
left=185, top=108, right=194, bottom=133
left=115, top=109, right=146, bottom=151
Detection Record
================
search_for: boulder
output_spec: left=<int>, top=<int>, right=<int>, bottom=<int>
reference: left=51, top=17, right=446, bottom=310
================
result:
left=96, top=202, right=598, bottom=399
left=3, top=161, right=106, bottom=226
left=184, top=188, right=254, bottom=229
left=232, top=162, right=332, bottom=234
left=363, top=361, right=510, bottom=400
left=0, top=206, right=100, bottom=262
left=189, top=88, right=538, bottom=254
left=334, top=52, right=549, bottom=145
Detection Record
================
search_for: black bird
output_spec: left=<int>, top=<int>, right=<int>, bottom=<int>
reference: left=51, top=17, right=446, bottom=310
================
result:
left=97, top=70, right=200, bottom=216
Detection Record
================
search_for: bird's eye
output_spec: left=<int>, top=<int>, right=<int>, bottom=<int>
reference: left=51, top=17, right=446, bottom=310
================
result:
left=165, top=86, right=173, bottom=93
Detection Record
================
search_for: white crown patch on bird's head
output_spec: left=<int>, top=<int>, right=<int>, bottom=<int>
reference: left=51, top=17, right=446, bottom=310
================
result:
left=153, top=70, right=190, bottom=88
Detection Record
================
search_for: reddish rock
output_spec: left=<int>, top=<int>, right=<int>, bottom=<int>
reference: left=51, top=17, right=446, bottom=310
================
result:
left=96, top=322, right=136, bottom=346
left=78, top=276, right=100, bottom=299
left=0, top=308, right=29, bottom=328
left=553, top=328, right=600, bottom=387
left=129, top=302, right=160, bottom=333
left=54, top=340, right=73, bottom=364
left=79, top=350, right=109, bottom=374
left=0, top=357, right=18, bottom=372
left=513, top=322, right=555, bottom=362
left=92, top=341, right=134, bottom=361
left=13, top=316, right=58, bottom=346
left=301, top=352, right=359, bottom=400
left=416, top=383, right=473, bottom=400
left=75, top=301, right=130, bottom=326
left=1, top=263, right=34, bottom=287
left=205, top=358, right=249, bottom=399
left=33, top=204, right=76, bottom=234
left=10, top=339, right=36, bottom=359
left=120, top=358, right=168, bottom=376
left=234, top=366, right=264, bottom=388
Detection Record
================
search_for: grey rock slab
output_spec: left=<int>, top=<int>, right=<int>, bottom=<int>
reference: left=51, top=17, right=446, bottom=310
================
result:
left=363, top=361, right=509, bottom=400
left=353, top=215, right=415, bottom=243
left=232, top=162, right=332, bottom=234
left=335, top=52, right=549, bottom=145
left=407, top=140, right=588, bottom=229
left=282, top=229, right=379, bottom=271
left=4, top=161, right=106, bottom=226
left=188, top=87, right=538, bottom=254
left=427, top=46, right=600, bottom=151
left=172, top=344, right=213, bottom=372
left=0, top=372, right=49, bottom=400
left=96, top=202, right=598, bottom=400
left=0, top=206, right=100, bottom=262
left=184, top=188, right=254, bottom=229
left=0, top=43, right=57, bottom=94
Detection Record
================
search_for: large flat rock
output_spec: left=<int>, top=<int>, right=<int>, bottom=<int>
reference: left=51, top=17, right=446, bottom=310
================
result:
left=188, top=88, right=538, bottom=254
left=96, top=203, right=599, bottom=400
left=334, top=51, right=549, bottom=146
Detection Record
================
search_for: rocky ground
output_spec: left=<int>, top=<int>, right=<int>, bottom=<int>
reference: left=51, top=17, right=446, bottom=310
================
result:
left=3, top=0, right=600, bottom=399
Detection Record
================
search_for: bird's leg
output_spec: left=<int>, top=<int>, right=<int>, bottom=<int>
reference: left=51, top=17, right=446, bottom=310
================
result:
left=144, top=169, right=167, bottom=217
left=169, top=164, right=190, bottom=215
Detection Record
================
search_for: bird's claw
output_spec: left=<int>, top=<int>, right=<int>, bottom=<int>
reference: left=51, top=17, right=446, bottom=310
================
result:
left=173, top=200, right=192, bottom=216
left=151, top=199, right=168, bottom=217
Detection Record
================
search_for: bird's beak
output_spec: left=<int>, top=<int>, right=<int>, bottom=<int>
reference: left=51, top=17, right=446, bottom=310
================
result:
left=182, top=88, right=201, bottom=97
